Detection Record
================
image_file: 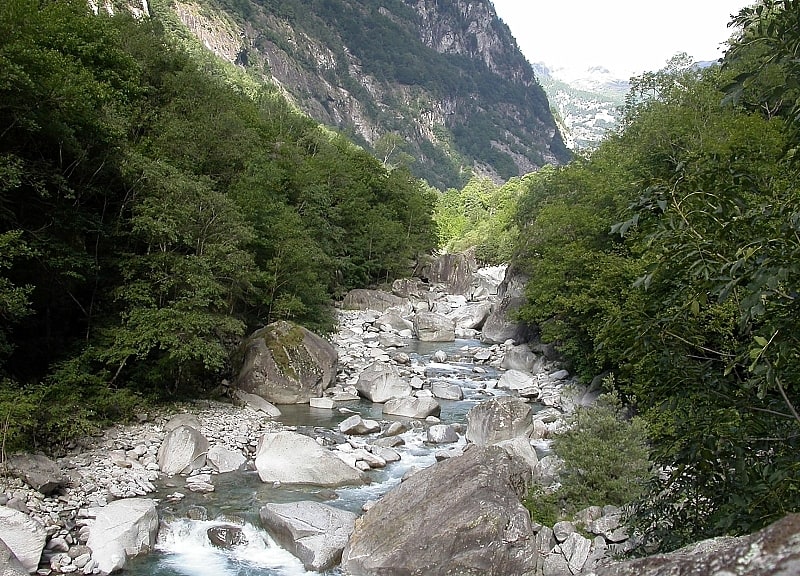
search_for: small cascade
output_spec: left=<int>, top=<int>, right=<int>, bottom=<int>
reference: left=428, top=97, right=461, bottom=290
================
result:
left=128, top=518, right=319, bottom=576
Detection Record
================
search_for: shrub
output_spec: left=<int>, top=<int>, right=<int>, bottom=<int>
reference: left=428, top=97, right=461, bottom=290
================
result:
left=553, top=393, right=652, bottom=515
left=524, top=391, right=652, bottom=523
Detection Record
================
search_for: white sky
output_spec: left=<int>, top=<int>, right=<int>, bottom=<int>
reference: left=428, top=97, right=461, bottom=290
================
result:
left=491, top=0, right=754, bottom=77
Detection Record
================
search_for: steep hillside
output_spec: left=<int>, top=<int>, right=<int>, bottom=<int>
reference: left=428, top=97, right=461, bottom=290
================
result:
left=159, top=0, right=571, bottom=188
left=534, top=63, right=628, bottom=150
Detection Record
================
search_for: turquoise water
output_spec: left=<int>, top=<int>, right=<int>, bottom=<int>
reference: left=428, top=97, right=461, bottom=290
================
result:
left=126, top=339, right=503, bottom=576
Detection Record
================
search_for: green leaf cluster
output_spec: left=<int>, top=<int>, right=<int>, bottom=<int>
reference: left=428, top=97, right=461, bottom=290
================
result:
left=434, top=175, right=528, bottom=264
left=513, top=2, right=800, bottom=548
left=0, top=0, right=436, bottom=449
left=525, top=392, right=651, bottom=525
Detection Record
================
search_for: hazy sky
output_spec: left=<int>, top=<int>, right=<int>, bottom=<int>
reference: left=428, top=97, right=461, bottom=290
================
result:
left=491, top=0, right=753, bottom=77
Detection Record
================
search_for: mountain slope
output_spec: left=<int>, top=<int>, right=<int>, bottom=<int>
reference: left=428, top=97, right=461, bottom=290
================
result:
left=534, top=63, right=628, bottom=150
left=163, top=0, right=571, bottom=188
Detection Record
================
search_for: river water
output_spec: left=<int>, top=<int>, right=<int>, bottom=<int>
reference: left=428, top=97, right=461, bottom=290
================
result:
left=125, top=338, right=511, bottom=576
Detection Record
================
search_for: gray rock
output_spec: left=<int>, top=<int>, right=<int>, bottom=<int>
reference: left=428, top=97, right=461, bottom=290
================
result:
left=157, top=425, right=208, bottom=475
left=543, top=550, right=572, bottom=576
left=412, top=312, right=456, bottom=342
left=427, top=424, right=459, bottom=444
left=371, top=446, right=401, bottom=463
left=338, top=415, right=381, bottom=435
left=378, top=333, right=405, bottom=348
left=447, top=301, right=492, bottom=330
left=254, top=431, right=364, bottom=487
left=431, top=382, right=464, bottom=400
left=309, top=397, right=335, bottom=409
left=4, top=454, right=66, bottom=496
left=235, top=321, right=338, bottom=404
left=501, top=344, right=543, bottom=373
left=391, top=278, right=428, bottom=299
left=466, top=396, right=533, bottom=445
left=480, top=266, right=534, bottom=344
left=206, top=444, right=246, bottom=473
left=341, top=445, right=535, bottom=575
left=232, top=390, right=282, bottom=417
left=260, top=501, right=356, bottom=571
left=342, top=289, right=409, bottom=312
left=0, top=506, right=46, bottom=572
left=381, top=421, right=408, bottom=437
left=382, top=396, right=441, bottom=419
left=207, top=525, right=247, bottom=548
left=497, top=369, right=537, bottom=392
left=163, top=413, right=201, bottom=432
left=355, top=362, right=412, bottom=403
left=532, top=455, right=563, bottom=486
left=588, top=513, right=800, bottom=576
left=553, top=521, right=576, bottom=543
left=374, top=312, right=413, bottom=333
left=86, top=498, right=158, bottom=574
left=0, top=537, right=27, bottom=576
left=421, top=252, right=477, bottom=295
left=496, top=437, right=539, bottom=472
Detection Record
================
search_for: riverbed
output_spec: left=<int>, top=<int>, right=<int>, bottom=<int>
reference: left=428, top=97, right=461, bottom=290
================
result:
left=126, top=337, right=512, bottom=576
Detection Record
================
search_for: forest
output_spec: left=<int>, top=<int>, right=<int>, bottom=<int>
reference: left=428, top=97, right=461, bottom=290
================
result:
left=509, top=0, right=800, bottom=551
left=1, top=0, right=799, bottom=556
left=0, top=0, right=437, bottom=448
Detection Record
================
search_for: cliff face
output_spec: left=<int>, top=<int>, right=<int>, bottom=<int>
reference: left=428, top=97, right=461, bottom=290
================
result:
left=169, top=0, right=570, bottom=188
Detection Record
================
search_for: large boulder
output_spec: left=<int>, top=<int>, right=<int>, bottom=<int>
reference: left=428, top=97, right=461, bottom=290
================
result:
left=501, top=344, right=543, bottom=373
left=374, top=311, right=413, bottom=333
left=497, top=369, right=537, bottom=392
left=206, top=444, right=246, bottom=473
left=383, top=396, right=441, bottom=419
left=235, top=321, right=338, bottom=404
left=86, top=498, right=158, bottom=574
left=466, top=396, right=533, bottom=445
left=4, top=454, right=66, bottom=496
left=163, top=413, right=201, bottom=432
left=412, top=312, right=456, bottom=342
left=157, top=424, right=208, bottom=475
left=0, top=506, right=46, bottom=572
left=232, top=389, right=282, bottom=417
left=447, top=301, right=492, bottom=330
left=260, top=501, right=357, bottom=571
left=590, top=513, right=800, bottom=576
left=0, top=537, right=28, bottom=576
left=481, top=266, right=535, bottom=344
left=421, top=252, right=477, bottom=295
left=391, top=278, right=428, bottom=299
left=355, top=362, right=412, bottom=403
left=342, top=289, right=410, bottom=313
left=254, top=431, right=364, bottom=487
left=341, top=445, right=536, bottom=575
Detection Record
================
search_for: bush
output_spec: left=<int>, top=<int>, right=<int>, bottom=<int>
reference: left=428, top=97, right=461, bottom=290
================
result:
left=525, top=392, right=652, bottom=523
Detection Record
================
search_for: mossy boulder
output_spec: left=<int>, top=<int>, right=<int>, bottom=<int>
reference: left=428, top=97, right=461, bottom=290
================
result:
left=235, top=321, right=338, bottom=404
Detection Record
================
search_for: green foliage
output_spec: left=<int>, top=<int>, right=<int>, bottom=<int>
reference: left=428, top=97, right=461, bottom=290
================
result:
left=0, top=0, right=437, bottom=449
left=553, top=393, right=652, bottom=514
left=434, top=175, right=525, bottom=264
left=513, top=5, right=800, bottom=548
left=524, top=393, right=652, bottom=525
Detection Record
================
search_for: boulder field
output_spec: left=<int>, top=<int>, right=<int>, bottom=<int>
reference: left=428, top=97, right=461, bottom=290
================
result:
left=1, top=260, right=799, bottom=575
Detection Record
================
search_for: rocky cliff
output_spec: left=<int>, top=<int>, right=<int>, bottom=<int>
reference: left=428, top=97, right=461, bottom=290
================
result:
left=160, top=0, right=570, bottom=188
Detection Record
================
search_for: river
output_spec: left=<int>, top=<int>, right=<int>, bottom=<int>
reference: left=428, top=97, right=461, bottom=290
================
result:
left=125, top=337, right=512, bottom=576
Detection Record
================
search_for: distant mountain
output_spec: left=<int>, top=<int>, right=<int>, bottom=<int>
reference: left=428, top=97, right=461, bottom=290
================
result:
left=533, top=63, right=629, bottom=150
left=161, top=0, right=571, bottom=188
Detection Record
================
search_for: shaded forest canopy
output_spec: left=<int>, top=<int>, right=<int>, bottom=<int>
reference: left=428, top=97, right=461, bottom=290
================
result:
left=0, top=0, right=437, bottom=446
left=510, top=0, right=800, bottom=551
